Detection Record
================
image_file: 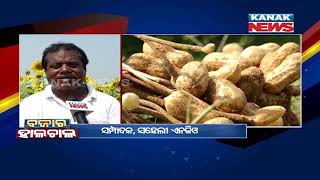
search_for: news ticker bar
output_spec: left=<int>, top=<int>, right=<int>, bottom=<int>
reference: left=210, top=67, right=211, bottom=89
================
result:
left=71, top=124, right=247, bottom=139
left=17, top=124, right=247, bottom=139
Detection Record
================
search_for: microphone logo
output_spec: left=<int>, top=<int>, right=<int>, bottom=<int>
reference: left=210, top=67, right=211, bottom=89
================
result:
left=68, top=102, right=88, bottom=109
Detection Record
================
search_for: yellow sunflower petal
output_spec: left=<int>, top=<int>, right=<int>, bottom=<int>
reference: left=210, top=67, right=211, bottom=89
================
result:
left=31, top=59, right=44, bottom=74
left=85, top=75, right=94, bottom=85
left=19, top=76, right=25, bottom=84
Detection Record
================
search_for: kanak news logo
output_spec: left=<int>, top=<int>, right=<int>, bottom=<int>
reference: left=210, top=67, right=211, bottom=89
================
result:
left=248, top=14, right=294, bottom=33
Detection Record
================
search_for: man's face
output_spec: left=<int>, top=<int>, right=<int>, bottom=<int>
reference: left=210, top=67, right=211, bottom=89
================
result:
left=45, top=50, right=86, bottom=90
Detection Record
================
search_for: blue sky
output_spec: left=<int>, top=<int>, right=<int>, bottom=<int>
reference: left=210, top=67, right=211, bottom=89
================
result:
left=19, top=34, right=120, bottom=84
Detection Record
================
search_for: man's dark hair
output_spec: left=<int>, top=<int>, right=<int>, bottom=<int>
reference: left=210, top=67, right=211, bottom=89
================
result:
left=42, top=43, right=89, bottom=70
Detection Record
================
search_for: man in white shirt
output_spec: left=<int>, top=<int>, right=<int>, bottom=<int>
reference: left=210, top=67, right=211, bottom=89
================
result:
left=19, top=43, right=120, bottom=127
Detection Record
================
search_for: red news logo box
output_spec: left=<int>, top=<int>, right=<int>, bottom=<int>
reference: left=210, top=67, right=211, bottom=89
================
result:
left=248, top=14, right=294, bottom=33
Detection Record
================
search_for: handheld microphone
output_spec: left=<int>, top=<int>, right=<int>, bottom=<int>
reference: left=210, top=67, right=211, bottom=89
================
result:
left=66, top=97, right=91, bottom=124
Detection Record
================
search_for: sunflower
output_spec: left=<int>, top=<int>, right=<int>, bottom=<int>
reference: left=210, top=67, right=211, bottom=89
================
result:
left=24, top=85, right=34, bottom=94
left=35, top=73, right=43, bottom=79
left=85, top=75, right=94, bottom=85
left=26, top=75, right=34, bottom=82
left=32, top=78, right=45, bottom=93
left=94, top=84, right=103, bottom=92
left=106, top=82, right=117, bottom=91
left=20, top=75, right=25, bottom=84
left=31, top=59, right=44, bottom=74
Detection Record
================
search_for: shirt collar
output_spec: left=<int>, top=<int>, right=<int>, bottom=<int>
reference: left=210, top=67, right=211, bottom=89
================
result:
left=82, top=84, right=97, bottom=102
left=44, top=84, right=97, bottom=102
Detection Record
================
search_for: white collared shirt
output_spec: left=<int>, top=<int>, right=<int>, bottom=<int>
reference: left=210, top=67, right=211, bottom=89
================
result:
left=19, top=84, right=120, bottom=127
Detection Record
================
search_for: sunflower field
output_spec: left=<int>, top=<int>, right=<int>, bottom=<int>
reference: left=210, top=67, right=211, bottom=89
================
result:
left=20, top=60, right=120, bottom=101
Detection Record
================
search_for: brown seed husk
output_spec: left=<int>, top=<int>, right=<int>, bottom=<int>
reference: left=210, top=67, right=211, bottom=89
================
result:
left=142, top=41, right=154, bottom=54
left=165, top=50, right=194, bottom=68
left=126, top=53, right=170, bottom=79
left=143, top=42, right=193, bottom=68
left=264, top=52, right=301, bottom=94
left=241, top=102, right=260, bottom=116
left=284, top=84, right=301, bottom=96
left=259, top=42, right=300, bottom=74
left=239, top=46, right=265, bottom=70
left=208, top=59, right=241, bottom=84
left=253, top=106, right=286, bottom=126
left=202, top=43, right=215, bottom=54
left=256, top=92, right=289, bottom=108
left=204, top=78, right=247, bottom=113
left=164, top=90, right=254, bottom=124
left=202, top=52, right=239, bottom=71
left=237, top=66, right=265, bottom=102
left=175, top=61, right=209, bottom=97
left=259, top=42, right=280, bottom=54
left=203, top=117, right=234, bottom=124
left=283, top=109, right=300, bottom=126
left=164, top=90, right=214, bottom=122
left=241, top=103, right=286, bottom=126
left=222, top=43, right=243, bottom=56
left=122, top=83, right=165, bottom=107
left=266, top=117, right=284, bottom=126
